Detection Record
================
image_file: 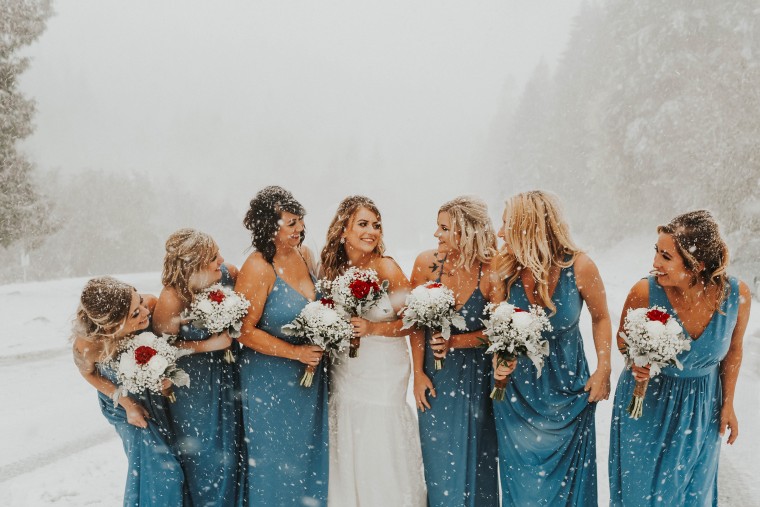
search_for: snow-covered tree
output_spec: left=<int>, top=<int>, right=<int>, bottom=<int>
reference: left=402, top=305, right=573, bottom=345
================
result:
left=0, top=0, right=53, bottom=248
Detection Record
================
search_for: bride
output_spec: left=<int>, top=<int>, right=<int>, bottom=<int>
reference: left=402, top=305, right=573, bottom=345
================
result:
left=320, top=195, right=426, bottom=507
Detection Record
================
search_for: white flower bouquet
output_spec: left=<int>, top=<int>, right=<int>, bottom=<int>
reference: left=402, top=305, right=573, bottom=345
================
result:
left=401, top=281, right=466, bottom=370
left=482, top=302, right=552, bottom=400
left=620, top=306, right=691, bottom=419
left=184, top=283, right=251, bottom=363
left=317, top=267, right=388, bottom=358
left=111, top=332, right=190, bottom=403
left=281, top=298, right=353, bottom=387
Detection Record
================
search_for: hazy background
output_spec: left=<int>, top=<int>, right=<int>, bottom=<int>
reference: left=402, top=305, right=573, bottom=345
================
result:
left=3, top=0, right=759, bottom=286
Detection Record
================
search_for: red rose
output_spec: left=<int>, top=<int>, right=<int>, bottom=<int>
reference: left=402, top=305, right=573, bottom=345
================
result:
left=349, top=279, right=372, bottom=299
left=513, top=307, right=527, bottom=313
left=208, top=290, right=225, bottom=303
left=134, top=345, right=157, bottom=365
left=427, top=282, right=443, bottom=289
left=646, top=309, right=670, bottom=324
left=320, top=298, right=335, bottom=308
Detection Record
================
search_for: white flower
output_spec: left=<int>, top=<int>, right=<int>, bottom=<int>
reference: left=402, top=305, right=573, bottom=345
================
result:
left=119, top=352, right=137, bottom=376
left=511, top=312, right=533, bottom=331
left=147, top=354, right=169, bottom=375
left=627, top=307, right=648, bottom=321
left=643, top=320, right=665, bottom=339
left=665, top=318, right=682, bottom=335
left=196, top=299, right=214, bottom=314
left=492, top=303, right=515, bottom=320
left=133, top=332, right=155, bottom=347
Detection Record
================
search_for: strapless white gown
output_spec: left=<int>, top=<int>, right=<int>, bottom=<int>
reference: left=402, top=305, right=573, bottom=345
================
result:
left=328, top=294, right=426, bottom=507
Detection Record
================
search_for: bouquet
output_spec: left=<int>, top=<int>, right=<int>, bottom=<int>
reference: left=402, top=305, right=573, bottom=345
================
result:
left=401, top=281, right=466, bottom=370
left=110, top=332, right=190, bottom=403
left=620, top=306, right=691, bottom=419
left=184, top=283, right=251, bottom=363
left=282, top=298, right=353, bottom=387
left=317, top=267, right=388, bottom=358
left=482, top=302, right=552, bottom=401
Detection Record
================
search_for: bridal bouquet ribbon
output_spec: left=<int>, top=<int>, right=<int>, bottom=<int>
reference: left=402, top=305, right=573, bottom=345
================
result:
left=620, top=306, right=691, bottom=419
left=317, top=267, right=389, bottom=358
left=110, top=332, right=191, bottom=404
left=282, top=298, right=352, bottom=387
left=401, top=281, right=466, bottom=370
left=184, top=284, right=251, bottom=363
left=482, top=302, right=551, bottom=401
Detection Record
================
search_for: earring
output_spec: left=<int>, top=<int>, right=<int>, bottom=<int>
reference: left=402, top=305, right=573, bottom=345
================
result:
left=340, top=237, right=345, bottom=244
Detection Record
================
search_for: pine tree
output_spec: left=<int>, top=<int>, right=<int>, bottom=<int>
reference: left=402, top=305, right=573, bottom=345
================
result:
left=0, top=0, right=53, bottom=248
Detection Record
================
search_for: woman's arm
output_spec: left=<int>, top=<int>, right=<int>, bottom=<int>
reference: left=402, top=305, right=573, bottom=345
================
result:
left=72, top=339, right=150, bottom=428
left=235, top=253, right=322, bottom=366
left=409, top=252, right=437, bottom=411
left=719, top=280, right=751, bottom=445
left=575, top=253, right=612, bottom=402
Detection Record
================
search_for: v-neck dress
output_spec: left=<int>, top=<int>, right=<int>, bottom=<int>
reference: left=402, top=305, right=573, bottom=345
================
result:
left=418, top=266, right=499, bottom=507
left=493, top=263, right=598, bottom=506
left=238, top=273, right=329, bottom=506
left=608, top=276, right=740, bottom=506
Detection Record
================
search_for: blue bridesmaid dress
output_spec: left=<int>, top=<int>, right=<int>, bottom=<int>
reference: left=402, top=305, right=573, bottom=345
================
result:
left=609, top=276, right=740, bottom=506
left=96, top=363, right=189, bottom=506
left=418, top=266, right=499, bottom=506
left=171, top=264, right=245, bottom=506
left=238, top=273, right=329, bottom=506
left=493, top=263, right=598, bottom=506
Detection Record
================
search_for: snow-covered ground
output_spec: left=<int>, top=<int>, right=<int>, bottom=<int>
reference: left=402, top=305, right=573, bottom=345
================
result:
left=0, top=238, right=758, bottom=506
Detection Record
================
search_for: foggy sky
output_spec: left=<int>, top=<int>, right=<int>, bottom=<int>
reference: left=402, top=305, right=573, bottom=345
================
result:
left=17, top=0, right=583, bottom=257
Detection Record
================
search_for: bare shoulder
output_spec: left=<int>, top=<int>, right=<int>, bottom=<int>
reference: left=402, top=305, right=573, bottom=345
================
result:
left=72, top=336, right=101, bottom=363
left=626, top=278, right=650, bottom=308
left=572, top=253, right=604, bottom=287
left=411, top=249, right=439, bottom=281
left=155, top=286, right=183, bottom=311
left=223, top=262, right=239, bottom=281
left=299, top=245, right=319, bottom=275
left=376, top=256, right=408, bottom=282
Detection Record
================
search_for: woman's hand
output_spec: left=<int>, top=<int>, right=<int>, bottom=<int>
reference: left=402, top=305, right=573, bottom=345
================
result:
left=295, top=345, right=324, bottom=366
left=122, top=398, right=150, bottom=428
left=413, top=371, right=436, bottom=412
left=204, top=331, right=233, bottom=352
left=493, top=356, right=516, bottom=380
left=429, top=332, right=448, bottom=360
left=631, top=364, right=651, bottom=382
left=350, top=317, right=373, bottom=338
left=584, top=367, right=611, bottom=402
left=160, top=378, right=173, bottom=397
left=720, top=403, right=739, bottom=444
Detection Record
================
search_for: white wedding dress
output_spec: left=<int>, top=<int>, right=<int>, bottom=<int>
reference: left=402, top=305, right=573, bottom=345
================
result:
left=328, top=294, right=427, bottom=507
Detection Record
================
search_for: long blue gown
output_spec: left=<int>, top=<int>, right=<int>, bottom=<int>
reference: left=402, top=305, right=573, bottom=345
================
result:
left=239, top=273, right=329, bottom=506
left=418, top=266, right=499, bottom=506
left=609, top=276, right=740, bottom=506
left=171, top=264, right=245, bottom=507
left=493, top=263, right=598, bottom=506
left=96, top=362, right=189, bottom=506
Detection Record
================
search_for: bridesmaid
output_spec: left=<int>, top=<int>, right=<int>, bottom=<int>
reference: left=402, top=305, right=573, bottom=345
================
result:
left=410, top=196, right=501, bottom=506
left=235, top=186, right=328, bottom=505
left=609, top=210, right=750, bottom=506
left=71, top=277, right=189, bottom=506
left=492, top=190, right=611, bottom=506
left=152, top=229, right=245, bottom=507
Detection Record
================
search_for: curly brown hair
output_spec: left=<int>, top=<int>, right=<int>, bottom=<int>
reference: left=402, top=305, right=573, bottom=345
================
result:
left=243, top=186, right=306, bottom=264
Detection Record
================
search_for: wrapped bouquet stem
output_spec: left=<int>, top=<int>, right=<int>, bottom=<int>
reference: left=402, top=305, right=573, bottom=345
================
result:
left=184, top=284, right=251, bottom=364
left=401, top=282, right=466, bottom=370
left=620, top=306, right=690, bottom=419
left=282, top=298, right=352, bottom=388
left=481, top=302, right=551, bottom=401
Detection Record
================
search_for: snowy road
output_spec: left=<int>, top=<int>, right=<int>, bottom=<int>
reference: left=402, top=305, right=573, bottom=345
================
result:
left=1, top=244, right=758, bottom=506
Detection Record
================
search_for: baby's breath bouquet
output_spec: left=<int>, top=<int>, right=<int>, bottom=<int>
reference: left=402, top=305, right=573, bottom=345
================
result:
left=401, top=281, right=466, bottom=370
left=482, top=302, right=552, bottom=400
left=184, top=284, right=251, bottom=363
left=110, top=332, right=190, bottom=403
left=317, top=267, right=388, bottom=358
left=620, top=306, right=691, bottom=419
left=282, top=298, right=353, bottom=387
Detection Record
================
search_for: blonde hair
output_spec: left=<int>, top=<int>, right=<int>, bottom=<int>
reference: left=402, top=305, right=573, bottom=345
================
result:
left=320, top=196, right=385, bottom=281
left=162, top=228, right=218, bottom=303
left=657, top=210, right=729, bottom=311
left=438, top=195, right=497, bottom=272
left=72, top=276, right=135, bottom=361
left=494, top=190, right=580, bottom=314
